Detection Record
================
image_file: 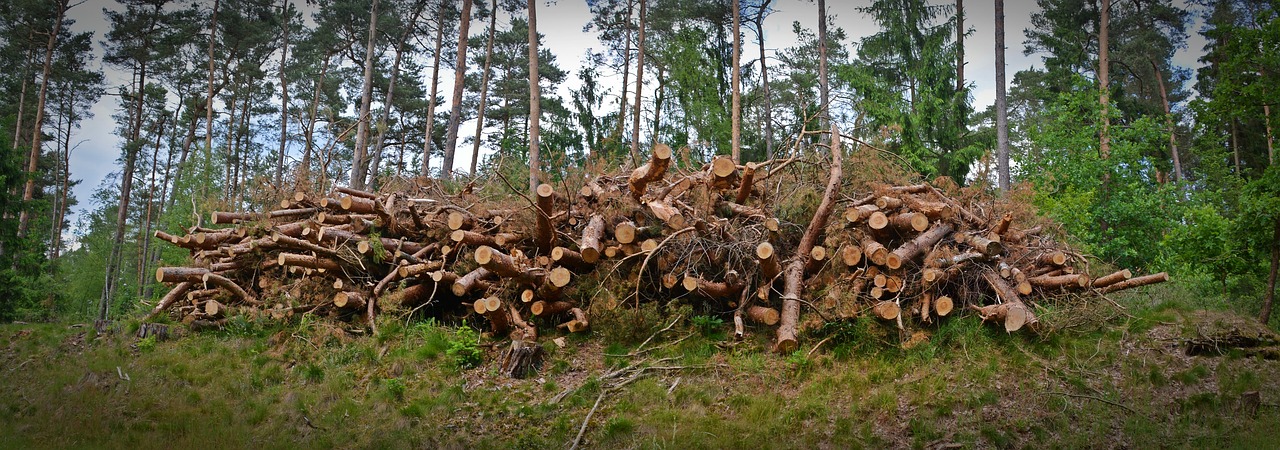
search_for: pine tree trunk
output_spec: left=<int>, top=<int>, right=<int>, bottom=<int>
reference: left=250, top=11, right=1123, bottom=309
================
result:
left=302, top=53, right=331, bottom=179
left=730, top=0, right=741, bottom=162
left=1098, top=0, right=1110, bottom=161
left=527, top=0, right=542, bottom=193
left=19, top=0, right=67, bottom=238
left=1149, top=59, right=1181, bottom=183
left=756, top=0, right=773, bottom=160
left=421, top=5, right=446, bottom=177
left=629, top=0, right=647, bottom=164
left=816, top=0, right=829, bottom=122
left=276, top=0, right=290, bottom=188
left=615, top=0, right=633, bottom=151
left=351, top=0, right=379, bottom=189
left=138, top=115, right=167, bottom=299
left=369, top=1, right=426, bottom=189
left=441, top=0, right=473, bottom=179
left=206, top=0, right=219, bottom=158
left=995, top=0, right=1009, bottom=191
left=956, top=0, right=964, bottom=93
left=470, top=0, right=498, bottom=176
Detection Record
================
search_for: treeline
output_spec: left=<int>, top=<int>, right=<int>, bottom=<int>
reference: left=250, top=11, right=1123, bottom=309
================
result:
left=0, top=0, right=1276, bottom=325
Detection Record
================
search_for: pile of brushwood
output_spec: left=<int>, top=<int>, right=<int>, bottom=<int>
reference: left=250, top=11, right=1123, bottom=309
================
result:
left=147, top=127, right=1166, bottom=359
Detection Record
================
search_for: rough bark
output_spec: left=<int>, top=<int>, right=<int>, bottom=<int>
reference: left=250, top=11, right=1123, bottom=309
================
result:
left=350, top=0, right=380, bottom=190
left=628, top=0, right=647, bottom=164
left=440, top=0, right=473, bottom=179
left=526, top=0, right=541, bottom=191
left=469, top=0, right=498, bottom=175
left=995, top=0, right=1009, bottom=191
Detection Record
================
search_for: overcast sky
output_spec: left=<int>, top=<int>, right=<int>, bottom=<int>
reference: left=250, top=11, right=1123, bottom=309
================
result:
left=62, top=0, right=1205, bottom=229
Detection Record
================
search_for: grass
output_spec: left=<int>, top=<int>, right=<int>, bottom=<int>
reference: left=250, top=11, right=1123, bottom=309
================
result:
left=1, top=283, right=1279, bottom=449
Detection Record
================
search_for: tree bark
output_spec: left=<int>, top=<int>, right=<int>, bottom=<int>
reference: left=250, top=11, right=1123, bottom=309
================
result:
left=995, top=0, right=1009, bottom=192
left=1098, top=0, right=1111, bottom=160
left=369, top=1, right=427, bottom=189
left=816, top=0, right=829, bottom=122
left=1150, top=59, right=1181, bottom=183
left=629, top=0, right=647, bottom=164
left=18, top=0, right=67, bottom=238
left=440, top=0, right=473, bottom=179
left=350, top=0, right=380, bottom=190
left=527, top=0, right=542, bottom=192
left=730, top=0, right=741, bottom=161
left=756, top=0, right=773, bottom=160
left=276, top=0, right=290, bottom=188
left=775, top=125, right=842, bottom=353
left=422, top=1, right=447, bottom=177
left=956, top=0, right=964, bottom=93
left=206, top=0, right=219, bottom=159
left=470, top=0, right=498, bottom=175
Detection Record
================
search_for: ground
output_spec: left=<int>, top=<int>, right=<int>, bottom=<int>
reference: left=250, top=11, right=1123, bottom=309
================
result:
left=1, top=288, right=1278, bottom=449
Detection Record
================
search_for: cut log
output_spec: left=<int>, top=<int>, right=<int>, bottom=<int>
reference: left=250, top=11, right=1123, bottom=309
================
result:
left=888, top=212, right=930, bottom=233
left=844, top=204, right=880, bottom=224
left=551, top=247, right=594, bottom=272
left=531, top=300, right=575, bottom=316
left=647, top=199, right=686, bottom=228
left=735, top=161, right=759, bottom=204
left=1099, top=272, right=1169, bottom=294
left=873, top=301, right=901, bottom=320
left=710, top=156, right=738, bottom=188
left=902, top=196, right=953, bottom=220
left=867, top=211, right=890, bottom=230
left=398, top=261, right=445, bottom=279
left=580, top=215, right=605, bottom=263
left=628, top=143, right=673, bottom=199
left=334, top=291, right=368, bottom=310
left=339, top=195, right=379, bottom=214
left=875, top=196, right=903, bottom=210
left=757, top=242, right=781, bottom=280
left=474, top=245, right=523, bottom=278
left=934, top=295, right=954, bottom=317
left=993, top=213, right=1014, bottom=235
left=156, top=267, right=211, bottom=283
left=452, top=267, right=495, bottom=296
left=682, top=272, right=745, bottom=299
left=451, top=229, right=499, bottom=248
left=979, top=271, right=1038, bottom=332
left=1028, top=273, right=1090, bottom=289
left=1091, top=268, right=1133, bottom=289
left=447, top=211, right=475, bottom=231
left=1038, top=251, right=1068, bottom=266
left=536, top=183, right=556, bottom=254
left=841, top=245, right=863, bottom=267
left=745, top=305, right=780, bottom=325
left=145, top=281, right=194, bottom=321
left=776, top=125, right=842, bottom=354
left=860, top=234, right=889, bottom=266
left=956, top=233, right=1004, bottom=256
left=886, top=223, right=954, bottom=270
left=558, top=307, right=590, bottom=333
left=277, top=253, right=342, bottom=272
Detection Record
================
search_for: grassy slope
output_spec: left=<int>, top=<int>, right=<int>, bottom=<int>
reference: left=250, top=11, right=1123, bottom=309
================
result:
left=2, top=286, right=1278, bottom=449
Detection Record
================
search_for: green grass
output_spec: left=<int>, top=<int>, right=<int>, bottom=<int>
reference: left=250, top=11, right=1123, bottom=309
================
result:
left=2, top=287, right=1279, bottom=449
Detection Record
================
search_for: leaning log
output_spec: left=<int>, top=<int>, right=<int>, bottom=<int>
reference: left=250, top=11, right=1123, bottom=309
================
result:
left=886, top=223, right=954, bottom=270
left=776, top=125, right=842, bottom=353
left=1098, top=272, right=1169, bottom=294
left=628, top=143, right=673, bottom=199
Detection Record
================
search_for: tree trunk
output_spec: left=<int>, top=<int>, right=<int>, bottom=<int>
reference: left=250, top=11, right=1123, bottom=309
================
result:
left=629, top=0, right=647, bottom=164
left=756, top=0, right=773, bottom=160
left=302, top=53, right=331, bottom=180
left=440, top=0, right=473, bottom=179
left=276, top=0, right=290, bottom=189
left=350, top=0, right=379, bottom=190
left=1261, top=217, right=1279, bottom=325
left=956, top=0, right=964, bottom=93
left=206, top=0, right=219, bottom=159
left=995, top=0, right=1009, bottom=192
left=816, top=0, right=829, bottom=122
left=18, top=0, right=67, bottom=238
left=369, top=1, right=426, bottom=189
left=615, top=0, right=634, bottom=152
left=1150, top=59, right=1181, bottom=183
left=730, top=0, right=741, bottom=161
left=528, top=0, right=542, bottom=193
left=470, top=0, right=498, bottom=176
left=775, top=125, right=842, bottom=353
left=1098, top=0, right=1110, bottom=161
left=421, top=4, right=446, bottom=177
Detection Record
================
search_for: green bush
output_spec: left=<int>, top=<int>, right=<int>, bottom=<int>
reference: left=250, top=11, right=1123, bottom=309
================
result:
left=446, top=324, right=483, bottom=369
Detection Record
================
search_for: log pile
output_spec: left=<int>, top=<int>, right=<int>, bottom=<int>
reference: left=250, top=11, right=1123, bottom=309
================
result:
left=147, top=125, right=1166, bottom=351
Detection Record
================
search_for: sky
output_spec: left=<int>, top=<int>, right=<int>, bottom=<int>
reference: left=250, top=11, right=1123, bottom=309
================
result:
left=62, top=0, right=1206, bottom=231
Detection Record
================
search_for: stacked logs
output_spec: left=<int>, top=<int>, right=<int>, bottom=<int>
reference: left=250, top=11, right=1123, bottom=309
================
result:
left=147, top=125, right=1167, bottom=350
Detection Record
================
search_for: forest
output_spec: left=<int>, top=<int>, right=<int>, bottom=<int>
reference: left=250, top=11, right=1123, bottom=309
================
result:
left=0, top=0, right=1273, bottom=328
left=0, top=0, right=1279, bottom=446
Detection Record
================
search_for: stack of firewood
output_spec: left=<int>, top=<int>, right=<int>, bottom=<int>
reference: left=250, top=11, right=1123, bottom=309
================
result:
left=147, top=126, right=1167, bottom=352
